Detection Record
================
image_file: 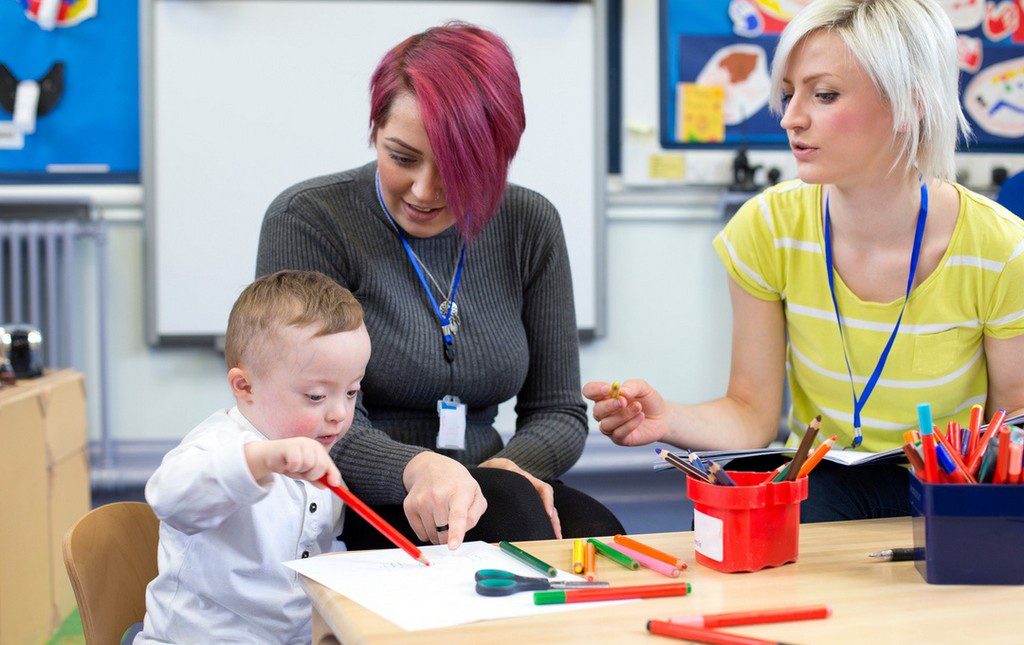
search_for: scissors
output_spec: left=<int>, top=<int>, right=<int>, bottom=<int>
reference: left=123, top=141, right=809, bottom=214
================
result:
left=474, top=569, right=609, bottom=597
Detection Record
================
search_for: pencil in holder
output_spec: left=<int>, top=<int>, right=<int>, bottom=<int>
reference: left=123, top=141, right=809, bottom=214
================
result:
left=686, top=471, right=808, bottom=573
left=910, top=473, right=1024, bottom=584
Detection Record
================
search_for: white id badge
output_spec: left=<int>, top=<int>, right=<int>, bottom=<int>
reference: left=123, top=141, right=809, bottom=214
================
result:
left=436, top=395, right=467, bottom=450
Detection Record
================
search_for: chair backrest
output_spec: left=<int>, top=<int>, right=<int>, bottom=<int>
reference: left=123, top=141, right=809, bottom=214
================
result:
left=996, top=171, right=1024, bottom=219
left=62, top=502, right=159, bottom=644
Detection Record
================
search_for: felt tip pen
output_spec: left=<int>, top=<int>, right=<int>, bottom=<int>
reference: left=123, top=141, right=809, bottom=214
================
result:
left=917, top=405, right=940, bottom=483
left=935, top=444, right=967, bottom=483
left=1008, top=442, right=1023, bottom=484
left=967, top=409, right=1007, bottom=474
left=995, top=426, right=1012, bottom=484
left=534, top=582, right=690, bottom=605
left=648, top=620, right=792, bottom=645
left=499, top=541, right=556, bottom=577
left=588, top=538, right=639, bottom=570
left=930, top=423, right=976, bottom=483
left=666, top=604, right=832, bottom=628
left=968, top=404, right=984, bottom=448
left=869, top=548, right=921, bottom=562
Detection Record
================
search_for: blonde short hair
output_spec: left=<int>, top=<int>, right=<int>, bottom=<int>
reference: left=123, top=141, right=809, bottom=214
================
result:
left=224, top=270, right=364, bottom=372
left=768, top=0, right=970, bottom=181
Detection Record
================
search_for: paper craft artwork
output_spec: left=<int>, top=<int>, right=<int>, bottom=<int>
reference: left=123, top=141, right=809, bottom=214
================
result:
left=694, top=44, right=771, bottom=126
left=19, top=0, right=97, bottom=30
left=964, top=56, right=1024, bottom=138
left=677, top=83, right=726, bottom=143
left=285, top=541, right=630, bottom=632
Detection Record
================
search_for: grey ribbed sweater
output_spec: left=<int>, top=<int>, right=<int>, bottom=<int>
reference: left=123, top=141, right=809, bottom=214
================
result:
left=256, top=162, right=587, bottom=505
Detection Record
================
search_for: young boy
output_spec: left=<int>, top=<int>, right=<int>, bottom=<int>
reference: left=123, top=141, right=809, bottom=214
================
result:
left=136, top=270, right=371, bottom=644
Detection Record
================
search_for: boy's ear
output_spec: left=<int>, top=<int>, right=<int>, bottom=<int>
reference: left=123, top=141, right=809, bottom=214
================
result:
left=227, top=367, right=254, bottom=402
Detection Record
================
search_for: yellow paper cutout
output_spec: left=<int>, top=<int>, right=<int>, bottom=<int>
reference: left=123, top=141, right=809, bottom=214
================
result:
left=648, top=154, right=686, bottom=180
left=677, top=83, right=726, bottom=143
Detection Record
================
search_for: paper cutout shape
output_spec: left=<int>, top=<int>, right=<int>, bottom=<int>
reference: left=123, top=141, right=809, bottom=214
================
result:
left=678, top=83, right=726, bottom=143
left=940, top=0, right=985, bottom=31
left=964, top=55, right=1024, bottom=137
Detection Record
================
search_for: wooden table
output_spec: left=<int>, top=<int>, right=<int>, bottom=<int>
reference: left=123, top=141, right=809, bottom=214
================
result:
left=300, top=518, right=1019, bottom=644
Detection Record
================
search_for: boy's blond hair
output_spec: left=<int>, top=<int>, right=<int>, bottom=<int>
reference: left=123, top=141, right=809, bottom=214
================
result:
left=225, top=270, right=364, bottom=372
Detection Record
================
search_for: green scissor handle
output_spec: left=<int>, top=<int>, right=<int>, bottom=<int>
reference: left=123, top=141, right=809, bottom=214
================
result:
left=474, top=569, right=551, bottom=596
left=474, top=569, right=517, bottom=582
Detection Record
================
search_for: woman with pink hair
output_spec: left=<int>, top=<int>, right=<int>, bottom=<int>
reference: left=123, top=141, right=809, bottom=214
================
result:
left=257, top=23, right=622, bottom=549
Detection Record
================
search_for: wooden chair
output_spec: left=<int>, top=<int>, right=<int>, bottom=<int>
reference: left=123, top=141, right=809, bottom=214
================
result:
left=63, top=502, right=159, bottom=644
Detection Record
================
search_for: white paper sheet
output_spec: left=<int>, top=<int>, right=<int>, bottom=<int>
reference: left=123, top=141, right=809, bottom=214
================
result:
left=285, top=541, right=631, bottom=631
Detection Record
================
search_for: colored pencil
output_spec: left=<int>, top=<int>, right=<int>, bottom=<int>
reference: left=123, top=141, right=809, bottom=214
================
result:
left=499, top=540, right=557, bottom=577
left=648, top=620, right=788, bottom=645
left=657, top=449, right=715, bottom=483
left=318, top=475, right=429, bottom=565
left=902, top=443, right=925, bottom=474
left=609, top=381, right=620, bottom=399
left=588, top=538, right=639, bottom=570
left=797, top=435, right=837, bottom=478
left=708, top=461, right=737, bottom=486
left=572, top=538, right=585, bottom=574
left=613, top=534, right=686, bottom=569
left=534, top=583, right=690, bottom=605
left=688, top=451, right=712, bottom=475
left=605, top=541, right=680, bottom=577
left=774, top=415, right=820, bottom=482
left=584, top=541, right=596, bottom=581
left=667, top=604, right=831, bottom=628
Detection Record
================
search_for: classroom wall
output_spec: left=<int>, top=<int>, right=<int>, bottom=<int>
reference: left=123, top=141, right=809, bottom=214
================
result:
left=20, top=0, right=1024, bottom=486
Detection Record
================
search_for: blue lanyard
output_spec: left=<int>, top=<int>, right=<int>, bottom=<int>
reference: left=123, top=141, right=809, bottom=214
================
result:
left=823, top=182, right=928, bottom=448
left=375, top=172, right=466, bottom=362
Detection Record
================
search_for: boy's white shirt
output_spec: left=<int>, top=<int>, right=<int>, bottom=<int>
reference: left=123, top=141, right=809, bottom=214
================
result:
left=136, top=406, right=343, bottom=645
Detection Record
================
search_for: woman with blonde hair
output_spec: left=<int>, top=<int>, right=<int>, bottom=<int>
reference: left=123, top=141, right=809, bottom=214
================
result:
left=588, top=0, right=1024, bottom=521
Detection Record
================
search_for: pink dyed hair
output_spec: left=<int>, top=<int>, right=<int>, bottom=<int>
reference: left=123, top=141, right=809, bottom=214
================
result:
left=369, top=22, right=526, bottom=240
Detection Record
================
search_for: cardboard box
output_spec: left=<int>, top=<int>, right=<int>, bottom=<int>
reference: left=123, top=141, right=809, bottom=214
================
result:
left=0, top=382, right=53, bottom=644
left=0, top=369, right=91, bottom=638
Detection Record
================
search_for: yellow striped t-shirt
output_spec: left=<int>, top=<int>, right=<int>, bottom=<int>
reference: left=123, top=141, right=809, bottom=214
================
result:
left=712, top=180, right=1024, bottom=452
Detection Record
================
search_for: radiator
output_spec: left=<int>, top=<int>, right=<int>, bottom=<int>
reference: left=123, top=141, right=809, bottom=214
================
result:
left=0, top=218, right=112, bottom=466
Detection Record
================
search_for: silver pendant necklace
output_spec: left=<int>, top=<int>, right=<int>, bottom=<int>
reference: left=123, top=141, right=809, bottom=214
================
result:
left=407, top=246, right=462, bottom=336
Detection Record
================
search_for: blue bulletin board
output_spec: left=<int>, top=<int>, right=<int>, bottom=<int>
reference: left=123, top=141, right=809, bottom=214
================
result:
left=660, top=0, right=1024, bottom=152
left=0, top=1, right=139, bottom=182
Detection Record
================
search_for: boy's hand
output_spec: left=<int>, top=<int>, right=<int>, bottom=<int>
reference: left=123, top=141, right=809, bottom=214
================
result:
left=244, top=437, right=342, bottom=488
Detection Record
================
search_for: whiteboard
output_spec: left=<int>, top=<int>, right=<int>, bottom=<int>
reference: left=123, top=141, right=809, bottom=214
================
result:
left=145, top=0, right=600, bottom=341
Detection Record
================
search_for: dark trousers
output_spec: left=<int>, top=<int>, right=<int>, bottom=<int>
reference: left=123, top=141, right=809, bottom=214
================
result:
left=727, top=455, right=911, bottom=523
left=341, top=467, right=625, bottom=549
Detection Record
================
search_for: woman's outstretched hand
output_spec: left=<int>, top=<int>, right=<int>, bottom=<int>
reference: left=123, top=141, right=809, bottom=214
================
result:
left=583, top=379, right=671, bottom=447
